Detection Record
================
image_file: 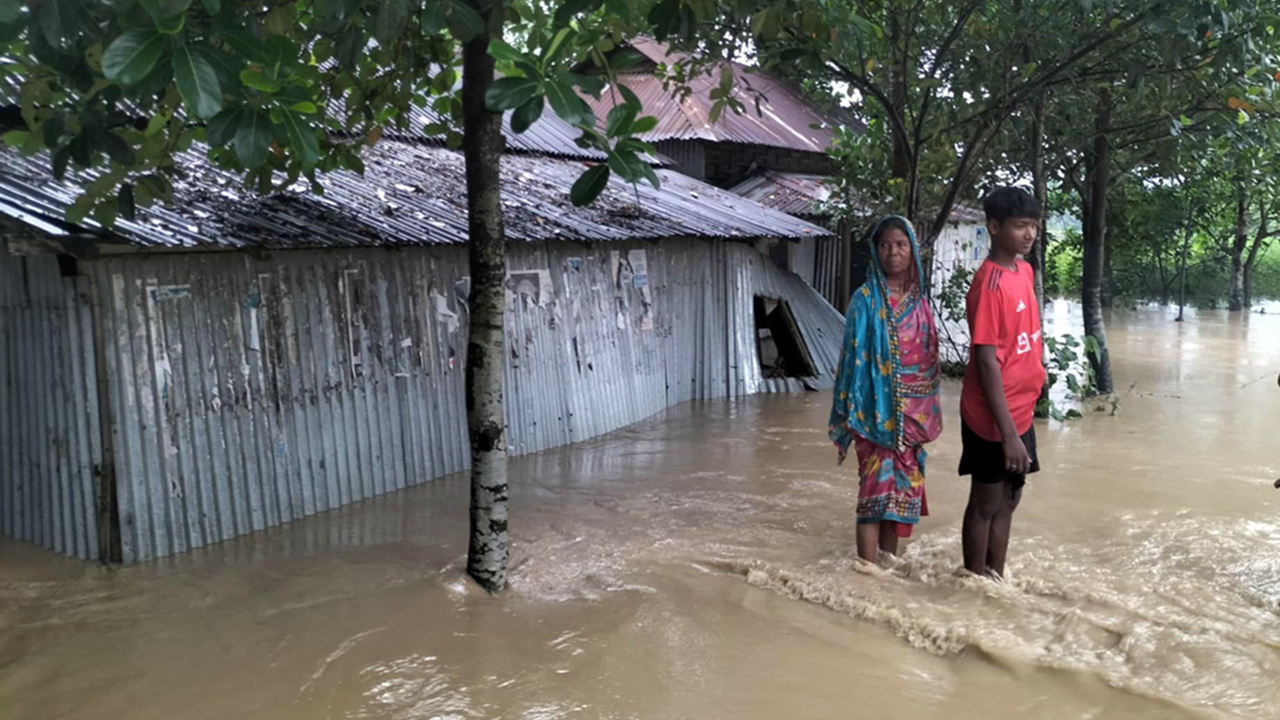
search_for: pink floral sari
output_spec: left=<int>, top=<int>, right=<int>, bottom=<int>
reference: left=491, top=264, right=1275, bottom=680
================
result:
left=852, top=295, right=943, bottom=538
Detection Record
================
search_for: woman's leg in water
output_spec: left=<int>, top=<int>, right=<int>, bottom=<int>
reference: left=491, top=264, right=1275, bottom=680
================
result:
left=856, top=522, right=880, bottom=562
left=878, top=521, right=900, bottom=556
left=962, top=478, right=1004, bottom=576
left=984, top=482, right=1022, bottom=578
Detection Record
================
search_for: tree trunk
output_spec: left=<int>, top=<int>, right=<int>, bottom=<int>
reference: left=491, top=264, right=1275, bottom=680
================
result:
left=1030, top=92, right=1048, bottom=307
left=1101, top=223, right=1115, bottom=309
left=1228, top=180, right=1247, bottom=312
left=887, top=10, right=917, bottom=222
left=1082, top=89, right=1114, bottom=395
left=463, top=0, right=510, bottom=593
left=1176, top=203, right=1193, bottom=322
left=1243, top=208, right=1269, bottom=309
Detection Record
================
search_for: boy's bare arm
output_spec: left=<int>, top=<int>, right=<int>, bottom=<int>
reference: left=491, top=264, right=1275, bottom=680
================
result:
left=974, top=345, right=1032, bottom=474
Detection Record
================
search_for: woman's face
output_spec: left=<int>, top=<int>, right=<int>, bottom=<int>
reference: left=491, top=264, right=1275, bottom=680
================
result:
left=877, top=227, right=913, bottom=281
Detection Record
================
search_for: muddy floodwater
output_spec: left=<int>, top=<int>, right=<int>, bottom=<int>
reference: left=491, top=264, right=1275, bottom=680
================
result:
left=3, top=304, right=1280, bottom=720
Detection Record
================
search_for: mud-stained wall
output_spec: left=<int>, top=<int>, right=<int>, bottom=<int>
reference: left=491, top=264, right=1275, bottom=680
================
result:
left=3, top=239, right=843, bottom=563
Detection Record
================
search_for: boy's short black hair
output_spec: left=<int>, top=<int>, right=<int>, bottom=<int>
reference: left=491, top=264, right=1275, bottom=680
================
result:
left=983, top=187, right=1041, bottom=223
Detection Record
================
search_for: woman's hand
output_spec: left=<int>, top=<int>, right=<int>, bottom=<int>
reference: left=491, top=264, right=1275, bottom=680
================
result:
left=1002, top=436, right=1032, bottom=475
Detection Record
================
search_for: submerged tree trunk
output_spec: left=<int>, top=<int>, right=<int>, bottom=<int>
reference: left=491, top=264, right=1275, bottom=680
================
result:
left=463, top=0, right=510, bottom=593
left=1228, top=181, right=1248, bottom=312
left=1243, top=208, right=1270, bottom=309
left=1082, top=89, right=1114, bottom=394
left=1176, top=203, right=1194, bottom=322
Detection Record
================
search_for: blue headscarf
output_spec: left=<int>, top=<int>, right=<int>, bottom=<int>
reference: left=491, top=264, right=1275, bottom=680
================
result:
left=828, top=215, right=926, bottom=461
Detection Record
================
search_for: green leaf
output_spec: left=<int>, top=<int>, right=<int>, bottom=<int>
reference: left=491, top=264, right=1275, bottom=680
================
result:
left=1065, top=409, right=1084, bottom=419
left=139, top=0, right=189, bottom=34
left=511, top=96, right=544, bottom=134
left=542, top=27, right=573, bottom=66
left=488, top=39, right=525, bottom=65
left=170, top=38, right=223, bottom=119
left=197, top=45, right=243, bottom=90
left=1180, top=114, right=1193, bottom=127
left=569, top=72, right=605, bottom=99
left=605, top=103, right=637, bottom=138
left=200, top=0, right=221, bottom=13
left=102, top=30, right=166, bottom=84
left=421, top=0, right=447, bottom=34
left=485, top=77, right=542, bottom=111
left=607, top=150, right=642, bottom=183
left=570, top=164, right=610, bottom=206
left=42, top=116, right=66, bottom=147
left=336, top=25, right=362, bottom=70
left=240, top=69, right=279, bottom=92
left=630, top=116, right=658, bottom=135
left=97, top=129, right=136, bottom=166
left=206, top=107, right=243, bottom=147
left=616, top=84, right=641, bottom=111
left=261, top=36, right=297, bottom=79
left=553, top=0, right=601, bottom=26
left=220, top=29, right=265, bottom=64
left=67, top=194, right=96, bottom=226
left=375, top=0, right=409, bottom=45
left=546, top=80, right=593, bottom=127
left=118, top=183, right=137, bottom=222
left=289, top=101, right=318, bottom=114
left=233, top=110, right=273, bottom=167
left=2, top=130, right=30, bottom=148
left=0, top=0, right=21, bottom=23
left=609, top=50, right=647, bottom=73
left=639, top=162, right=660, bottom=191
left=278, top=110, right=320, bottom=169
left=444, top=0, right=485, bottom=41
left=617, top=137, right=656, bottom=156
left=51, top=145, right=71, bottom=180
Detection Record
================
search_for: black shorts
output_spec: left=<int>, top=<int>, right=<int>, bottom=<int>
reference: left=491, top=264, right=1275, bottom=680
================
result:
left=958, top=421, right=1039, bottom=488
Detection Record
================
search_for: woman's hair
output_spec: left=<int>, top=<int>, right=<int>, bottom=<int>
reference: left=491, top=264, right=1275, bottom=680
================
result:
left=871, top=217, right=912, bottom=247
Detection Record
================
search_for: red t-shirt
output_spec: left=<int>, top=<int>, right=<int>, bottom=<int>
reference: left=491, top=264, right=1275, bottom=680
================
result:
left=960, top=259, right=1046, bottom=442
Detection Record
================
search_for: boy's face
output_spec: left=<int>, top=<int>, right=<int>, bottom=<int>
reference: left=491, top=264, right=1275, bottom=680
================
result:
left=988, top=216, right=1038, bottom=257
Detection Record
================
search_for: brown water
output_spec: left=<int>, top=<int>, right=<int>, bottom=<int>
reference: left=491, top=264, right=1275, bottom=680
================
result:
left=3, top=305, right=1280, bottom=720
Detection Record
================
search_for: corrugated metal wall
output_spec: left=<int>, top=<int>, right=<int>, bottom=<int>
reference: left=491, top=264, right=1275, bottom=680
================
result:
left=0, top=253, right=102, bottom=560
left=4, top=238, right=842, bottom=563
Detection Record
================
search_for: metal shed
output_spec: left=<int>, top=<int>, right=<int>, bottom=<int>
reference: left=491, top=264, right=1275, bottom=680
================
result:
left=1, top=139, right=844, bottom=564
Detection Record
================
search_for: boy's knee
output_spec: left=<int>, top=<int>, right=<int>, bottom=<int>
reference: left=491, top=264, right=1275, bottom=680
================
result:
left=967, top=483, right=1003, bottom=518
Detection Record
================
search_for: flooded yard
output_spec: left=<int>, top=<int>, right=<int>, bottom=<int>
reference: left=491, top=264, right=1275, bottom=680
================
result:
left=2, top=305, right=1279, bottom=719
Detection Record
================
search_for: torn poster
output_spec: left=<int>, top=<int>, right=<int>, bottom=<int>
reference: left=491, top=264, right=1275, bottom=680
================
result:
left=507, top=269, right=553, bottom=308
left=432, top=290, right=459, bottom=335
left=628, top=249, right=651, bottom=304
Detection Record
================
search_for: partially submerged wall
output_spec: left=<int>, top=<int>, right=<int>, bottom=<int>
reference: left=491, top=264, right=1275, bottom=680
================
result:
left=1, top=238, right=843, bottom=563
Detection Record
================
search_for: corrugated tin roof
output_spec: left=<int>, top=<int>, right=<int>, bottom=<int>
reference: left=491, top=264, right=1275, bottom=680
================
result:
left=583, top=38, right=856, bottom=154
left=729, top=171, right=833, bottom=216
left=0, top=140, right=828, bottom=251
left=949, top=204, right=985, bottom=223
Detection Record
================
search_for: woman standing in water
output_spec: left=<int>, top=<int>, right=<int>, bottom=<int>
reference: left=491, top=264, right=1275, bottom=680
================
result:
left=830, top=216, right=943, bottom=563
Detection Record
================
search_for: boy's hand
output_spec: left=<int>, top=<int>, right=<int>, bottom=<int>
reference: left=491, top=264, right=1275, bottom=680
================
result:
left=1002, top=436, right=1032, bottom=475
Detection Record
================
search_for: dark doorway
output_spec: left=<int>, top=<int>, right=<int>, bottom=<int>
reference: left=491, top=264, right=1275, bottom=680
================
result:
left=753, top=295, right=818, bottom=381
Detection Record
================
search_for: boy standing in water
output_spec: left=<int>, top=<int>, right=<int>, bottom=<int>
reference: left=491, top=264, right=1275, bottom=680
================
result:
left=959, top=187, right=1046, bottom=580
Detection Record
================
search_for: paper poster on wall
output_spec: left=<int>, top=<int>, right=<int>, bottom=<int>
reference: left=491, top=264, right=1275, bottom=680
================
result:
left=432, top=290, right=460, bottom=335
left=639, top=308, right=654, bottom=331
left=628, top=249, right=651, bottom=304
left=507, top=269, right=553, bottom=307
